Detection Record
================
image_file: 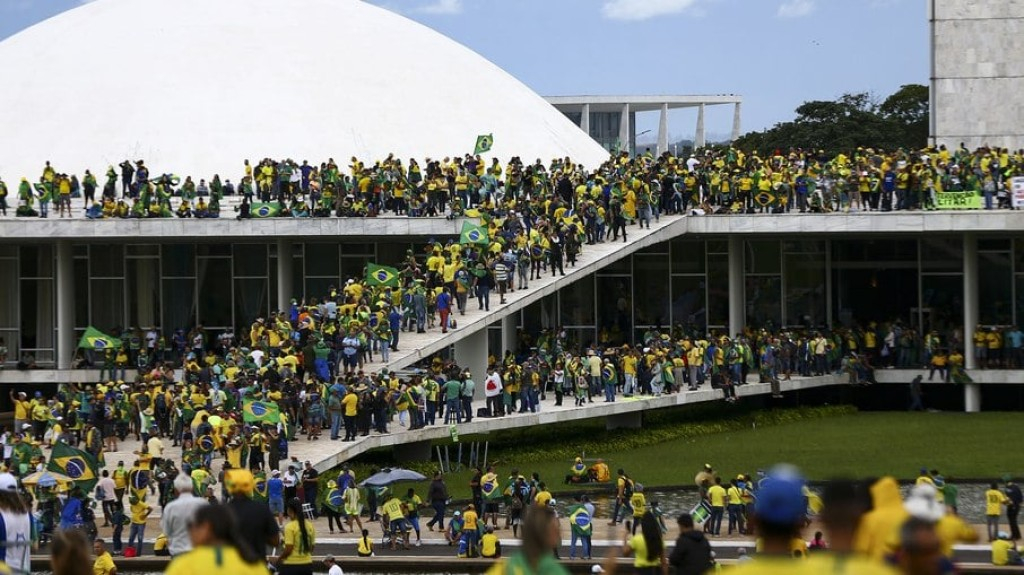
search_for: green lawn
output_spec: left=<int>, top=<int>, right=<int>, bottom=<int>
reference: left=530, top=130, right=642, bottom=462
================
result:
left=370, top=412, right=1018, bottom=500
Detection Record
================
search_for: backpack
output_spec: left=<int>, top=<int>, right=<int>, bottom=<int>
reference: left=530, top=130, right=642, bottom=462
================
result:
left=155, top=392, right=168, bottom=412
left=328, top=394, right=342, bottom=412
left=622, top=477, right=634, bottom=498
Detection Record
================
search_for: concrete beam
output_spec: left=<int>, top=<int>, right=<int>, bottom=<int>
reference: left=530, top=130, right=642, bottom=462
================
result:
left=393, top=439, right=434, bottom=463
left=605, top=411, right=642, bottom=430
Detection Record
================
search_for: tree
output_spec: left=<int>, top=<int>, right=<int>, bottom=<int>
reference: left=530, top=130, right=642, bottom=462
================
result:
left=734, top=85, right=929, bottom=156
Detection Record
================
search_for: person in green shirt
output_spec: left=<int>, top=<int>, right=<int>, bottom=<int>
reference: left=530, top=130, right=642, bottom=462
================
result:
left=443, top=378, right=462, bottom=424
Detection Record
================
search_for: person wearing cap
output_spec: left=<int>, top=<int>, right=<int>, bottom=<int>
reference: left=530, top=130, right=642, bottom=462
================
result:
left=324, top=554, right=344, bottom=575
left=992, top=531, right=1023, bottom=566
left=9, top=391, right=30, bottom=434
left=225, top=468, right=280, bottom=562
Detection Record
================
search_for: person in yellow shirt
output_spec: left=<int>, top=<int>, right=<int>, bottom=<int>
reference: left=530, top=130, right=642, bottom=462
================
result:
left=92, top=538, right=117, bottom=575
left=480, top=525, right=502, bottom=558
left=9, top=391, right=30, bottom=432
left=128, top=495, right=152, bottom=557
left=992, top=532, right=1023, bottom=565
left=533, top=484, right=552, bottom=507
left=165, top=504, right=269, bottom=575
left=726, top=477, right=746, bottom=535
left=629, top=484, right=646, bottom=535
left=277, top=498, right=315, bottom=571
left=706, top=477, right=726, bottom=536
left=381, top=495, right=411, bottom=551
left=986, top=482, right=1010, bottom=541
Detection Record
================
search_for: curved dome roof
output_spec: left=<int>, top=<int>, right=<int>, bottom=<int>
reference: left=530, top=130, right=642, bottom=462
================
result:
left=0, top=0, right=607, bottom=181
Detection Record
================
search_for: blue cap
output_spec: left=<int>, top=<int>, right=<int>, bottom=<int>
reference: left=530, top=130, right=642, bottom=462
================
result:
left=755, top=469, right=806, bottom=525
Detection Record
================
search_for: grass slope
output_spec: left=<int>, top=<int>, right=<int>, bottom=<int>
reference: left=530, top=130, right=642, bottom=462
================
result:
left=370, top=412, right=1017, bottom=500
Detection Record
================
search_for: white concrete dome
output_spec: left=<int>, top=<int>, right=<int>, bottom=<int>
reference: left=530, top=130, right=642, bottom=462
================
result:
left=0, top=0, right=608, bottom=181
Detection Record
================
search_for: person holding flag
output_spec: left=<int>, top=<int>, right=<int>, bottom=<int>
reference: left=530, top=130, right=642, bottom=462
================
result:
left=568, top=494, right=594, bottom=560
left=480, top=466, right=502, bottom=530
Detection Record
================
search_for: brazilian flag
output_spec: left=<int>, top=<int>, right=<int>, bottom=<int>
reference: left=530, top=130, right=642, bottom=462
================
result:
left=323, top=486, right=343, bottom=512
left=242, top=400, right=281, bottom=424
left=253, top=472, right=268, bottom=503
left=251, top=201, right=282, bottom=218
left=474, top=134, right=494, bottom=155
left=77, top=326, right=122, bottom=350
left=459, top=221, right=489, bottom=246
left=366, top=263, right=400, bottom=288
left=48, top=443, right=100, bottom=492
left=754, top=191, right=774, bottom=208
left=196, top=434, right=215, bottom=453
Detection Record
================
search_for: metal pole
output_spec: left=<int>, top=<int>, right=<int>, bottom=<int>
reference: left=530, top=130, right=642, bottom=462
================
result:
left=483, top=441, right=489, bottom=470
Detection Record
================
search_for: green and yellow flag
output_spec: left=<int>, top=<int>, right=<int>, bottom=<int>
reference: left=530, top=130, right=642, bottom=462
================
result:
left=251, top=202, right=282, bottom=218
left=242, top=399, right=281, bottom=424
left=366, top=263, right=400, bottom=288
left=47, top=443, right=100, bottom=492
left=459, top=221, right=489, bottom=246
left=474, top=134, right=494, bottom=155
left=77, top=326, right=121, bottom=350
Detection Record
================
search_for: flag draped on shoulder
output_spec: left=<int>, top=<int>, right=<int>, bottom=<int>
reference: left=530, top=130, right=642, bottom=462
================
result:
left=459, top=221, right=489, bottom=246
left=242, top=399, right=281, bottom=424
left=48, top=443, right=100, bottom=492
left=366, top=263, right=400, bottom=288
left=474, top=134, right=494, bottom=155
left=77, top=326, right=121, bottom=350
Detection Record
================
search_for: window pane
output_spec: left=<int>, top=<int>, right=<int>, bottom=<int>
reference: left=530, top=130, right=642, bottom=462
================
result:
left=671, top=239, right=705, bottom=274
left=979, top=251, right=1012, bottom=325
left=921, top=238, right=962, bottom=272
left=162, top=279, right=195, bottom=332
left=304, top=244, right=339, bottom=277
left=90, top=245, right=125, bottom=277
left=559, top=276, right=595, bottom=326
left=197, top=259, right=232, bottom=327
left=304, top=278, right=336, bottom=303
left=162, top=245, right=195, bottom=277
left=707, top=253, right=729, bottom=328
left=234, top=244, right=268, bottom=277
left=234, top=278, right=268, bottom=333
left=20, top=245, right=53, bottom=278
left=127, top=244, right=159, bottom=256
left=341, top=257, right=370, bottom=284
left=19, top=278, right=52, bottom=361
left=746, top=276, right=782, bottom=329
left=600, top=257, right=631, bottom=275
left=90, top=278, right=125, bottom=332
left=0, top=259, right=18, bottom=328
left=744, top=240, right=781, bottom=274
left=341, top=243, right=375, bottom=256
left=833, top=239, right=916, bottom=263
left=127, top=258, right=161, bottom=329
left=921, top=275, right=963, bottom=332
left=73, top=258, right=89, bottom=329
left=197, top=244, right=231, bottom=257
left=785, top=256, right=826, bottom=328
left=596, top=276, right=631, bottom=344
left=634, top=256, right=670, bottom=327
left=671, top=276, right=707, bottom=334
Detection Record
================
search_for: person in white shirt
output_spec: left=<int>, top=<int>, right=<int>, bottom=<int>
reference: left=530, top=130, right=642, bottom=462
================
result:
left=96, top=470, right=117, bottom=526
left=0, top=473, right=32, bottom=574
left=161, top=473, right=208, bottom=556
left=484, top=368, right=503, bottom=417
left=324, top=554, right=344, bottom=575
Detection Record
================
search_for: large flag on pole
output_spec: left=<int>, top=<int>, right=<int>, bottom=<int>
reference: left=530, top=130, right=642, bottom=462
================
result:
left=48, top=443, right=100, bottom=492
left=366, top=263, right=400, bottom=288
left=459, top=221, right=489, bottom=246
left=77, top=326, right=121, bottom=350
left=242, top=400, right=281, bottom=424
left=474, top=134, right=494, bottom=155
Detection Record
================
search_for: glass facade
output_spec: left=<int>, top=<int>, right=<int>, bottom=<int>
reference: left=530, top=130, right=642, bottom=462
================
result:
left=0, top=234, right=1019, bottom=365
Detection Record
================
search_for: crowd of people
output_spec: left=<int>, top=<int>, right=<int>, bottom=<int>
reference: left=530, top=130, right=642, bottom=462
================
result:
left=3, top=449, right=1021, bottom=575
left=2, top=144, right=1022, bottom=220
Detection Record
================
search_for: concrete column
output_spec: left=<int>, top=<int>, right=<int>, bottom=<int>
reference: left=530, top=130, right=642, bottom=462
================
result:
left=657, top=103, right=669, bottom=156
left=56, top=240, right=75, bottom=370
left=501, top=314, right=518, bottom=356
left=728, top=236, right=745, bottom=338
left=963, top=233, right=981, bottom=411
left=731, top=102, right=743, bottom=141
left=580, top=103, right=591, bottom=136
left=277, top=239, right=294, bottom=313
left=695, top=104, right=706, bottom=149
left=455, top=330, right=489, bottom=401
left=618, top=103, right=631, bottom=154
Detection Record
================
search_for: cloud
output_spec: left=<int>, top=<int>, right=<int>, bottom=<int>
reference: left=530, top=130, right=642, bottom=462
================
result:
left=601, top=0, right=703, bottom=21
left=415, top=0, right=463, bottom=14
left=777, top=0, right=816, bottom=18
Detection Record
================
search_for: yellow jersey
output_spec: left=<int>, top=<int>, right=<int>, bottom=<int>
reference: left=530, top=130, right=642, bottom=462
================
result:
left=986, top=489, right=1008, bottom=516
left=282, top=519, right=315, bottom=565
left=707, top=485, right=726, bottom=507
left=628, top=533, right=662, bottom=568
left=93, top=551, right=117, bottom=575
left=165, top=545, right=270, bottom=575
